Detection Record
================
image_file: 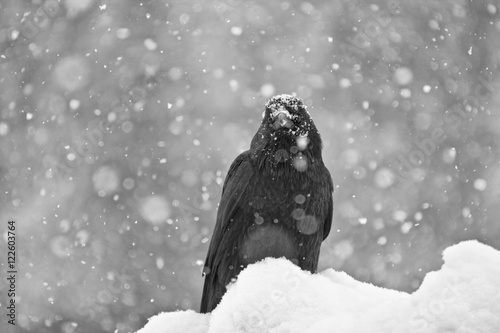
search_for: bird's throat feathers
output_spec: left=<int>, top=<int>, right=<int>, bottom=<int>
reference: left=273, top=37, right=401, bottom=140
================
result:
left=251, top=128, right=323, bottom=179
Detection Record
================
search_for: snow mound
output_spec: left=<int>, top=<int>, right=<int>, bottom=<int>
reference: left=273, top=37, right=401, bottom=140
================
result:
left=138, top=240, right=500, bottom=333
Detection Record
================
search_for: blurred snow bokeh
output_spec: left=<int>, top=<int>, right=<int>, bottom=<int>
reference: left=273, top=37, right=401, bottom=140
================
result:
left=139, top=195, right=171, bottom=226
left=138, top=241, right=500, bottom=333
left=53, top=55, right=91, bottom=92
left=1, top=0, right=500, bottom=332
left=92, top=165, right=120, bottom=196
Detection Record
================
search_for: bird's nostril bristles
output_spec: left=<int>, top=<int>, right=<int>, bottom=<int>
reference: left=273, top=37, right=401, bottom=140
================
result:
left=278, top=113, right=289, bottom=127
left=277, top=112, right=287, bottom=122
left=273, top=111, right=293, bottom=129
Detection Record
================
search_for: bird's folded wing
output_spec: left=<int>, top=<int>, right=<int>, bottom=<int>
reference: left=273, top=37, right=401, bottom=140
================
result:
left=323, top=168, right=334, bottom=240
left=203, top=150, right=254, bottom=271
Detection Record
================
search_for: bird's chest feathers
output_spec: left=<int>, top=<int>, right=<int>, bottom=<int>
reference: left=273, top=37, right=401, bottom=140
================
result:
left=242, top=162, right=323, bottom=234
left=243, top=134, right=326, bottom=235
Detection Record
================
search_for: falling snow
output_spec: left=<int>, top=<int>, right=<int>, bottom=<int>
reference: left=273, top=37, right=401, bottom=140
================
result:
left=53, top=55, right=91, bottom=92
left=393, top=67, right=414, bottom=86
left=1, top=1, right=499, bottom=332
left=92, top=165, right=120, bottom=196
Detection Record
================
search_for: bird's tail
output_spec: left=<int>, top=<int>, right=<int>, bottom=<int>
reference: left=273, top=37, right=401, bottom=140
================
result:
left=199, top=275, right=211, bottom=313
left=200, top=270, right=220, bottom=313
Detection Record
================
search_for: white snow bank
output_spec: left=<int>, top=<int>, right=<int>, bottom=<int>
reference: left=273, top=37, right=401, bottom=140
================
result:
left=138, top=240, right=500, bottom=333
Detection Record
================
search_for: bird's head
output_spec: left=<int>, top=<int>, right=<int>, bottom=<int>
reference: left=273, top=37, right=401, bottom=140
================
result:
left=264, top=94, right=311, bottom=135
left=251, top=94, right=323, bottom=171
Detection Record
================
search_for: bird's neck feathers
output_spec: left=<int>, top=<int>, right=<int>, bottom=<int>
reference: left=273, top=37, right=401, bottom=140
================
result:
left=250, top=126, right=323, bottom=180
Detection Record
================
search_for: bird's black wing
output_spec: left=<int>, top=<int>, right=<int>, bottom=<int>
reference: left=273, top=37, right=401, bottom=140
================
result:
left=322, top=167, right=334, bottom=240
left=200, top=150, right=253, bottom=312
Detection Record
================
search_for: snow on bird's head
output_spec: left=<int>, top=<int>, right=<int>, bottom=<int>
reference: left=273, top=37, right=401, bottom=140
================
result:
left=252, top=94, right=319, bottom=153
left=265, top=94, right=305, bottom=114
left=264, top=94, right=311, bottom=130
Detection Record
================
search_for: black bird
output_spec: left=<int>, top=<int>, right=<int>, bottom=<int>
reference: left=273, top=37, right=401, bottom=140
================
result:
left=200, top=95, right=333, bottom=313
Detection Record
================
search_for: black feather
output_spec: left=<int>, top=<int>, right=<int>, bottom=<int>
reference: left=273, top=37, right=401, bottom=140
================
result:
left=200, top=95, right=333, bottom=313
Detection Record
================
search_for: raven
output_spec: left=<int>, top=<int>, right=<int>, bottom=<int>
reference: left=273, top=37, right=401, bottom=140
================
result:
left=200, top=95, right=333, bottom=313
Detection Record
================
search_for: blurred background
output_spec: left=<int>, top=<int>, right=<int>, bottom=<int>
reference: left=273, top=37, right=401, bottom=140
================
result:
left=1, top=0, right=499, bottom=332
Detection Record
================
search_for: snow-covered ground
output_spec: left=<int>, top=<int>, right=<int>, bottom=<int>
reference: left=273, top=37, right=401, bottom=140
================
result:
left=138, top=240, right=500, bottom=333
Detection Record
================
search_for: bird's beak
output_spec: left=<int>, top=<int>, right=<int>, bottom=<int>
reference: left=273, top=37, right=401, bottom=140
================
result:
left=271, top=110, right=294, bottom=130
